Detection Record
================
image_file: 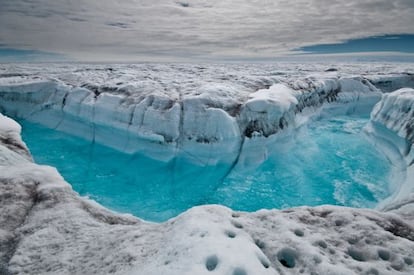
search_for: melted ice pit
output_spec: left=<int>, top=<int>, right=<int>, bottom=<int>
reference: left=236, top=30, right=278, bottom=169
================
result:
left=19, top=114, right=392, bottom=222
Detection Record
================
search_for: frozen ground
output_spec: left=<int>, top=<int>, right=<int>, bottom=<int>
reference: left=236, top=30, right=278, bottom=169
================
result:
left=0, top=63, right=414, bottom=274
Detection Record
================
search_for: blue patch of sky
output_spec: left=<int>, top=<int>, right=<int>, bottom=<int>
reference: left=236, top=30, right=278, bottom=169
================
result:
left=0, top=48, right=67, bottom=62
left=296, top=34, right=414, bottom=54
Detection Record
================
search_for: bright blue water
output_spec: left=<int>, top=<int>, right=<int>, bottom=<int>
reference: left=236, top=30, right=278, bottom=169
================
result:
left=19, top=115, right=391, bottom=222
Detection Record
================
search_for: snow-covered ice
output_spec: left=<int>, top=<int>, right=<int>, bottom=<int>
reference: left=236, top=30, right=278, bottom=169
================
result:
left=0, top=63, right=414, bottom=274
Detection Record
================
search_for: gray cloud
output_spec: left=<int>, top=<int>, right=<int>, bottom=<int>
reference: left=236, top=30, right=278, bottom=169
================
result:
left=0, top=0, right=413, bottom=61
left=105, top=22, right=130, bottom=29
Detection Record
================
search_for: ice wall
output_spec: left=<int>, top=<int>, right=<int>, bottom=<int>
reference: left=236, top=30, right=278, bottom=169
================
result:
left=365, top=88, right=414, bottom=210
left=0, top=72, right=392, bottom=165
left=367, top=74, right=414, bottom=93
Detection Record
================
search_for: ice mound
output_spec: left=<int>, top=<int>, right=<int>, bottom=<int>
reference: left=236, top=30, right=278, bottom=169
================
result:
left=0, top=113, right=31, bottom=163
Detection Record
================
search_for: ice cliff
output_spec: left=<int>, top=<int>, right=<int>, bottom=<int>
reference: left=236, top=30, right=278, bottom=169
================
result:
left=1, top=63, right=412, bottom=165
left=0, top=63, right=414, bottom=274
left=366, top=88, right=414, bottom=211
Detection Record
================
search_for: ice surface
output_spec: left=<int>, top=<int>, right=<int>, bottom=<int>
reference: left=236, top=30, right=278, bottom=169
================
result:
left=1, top=63, right=414, bottom=274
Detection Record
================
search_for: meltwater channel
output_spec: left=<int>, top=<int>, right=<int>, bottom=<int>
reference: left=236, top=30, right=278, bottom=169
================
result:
left=20, top=114, right=392, bottom=222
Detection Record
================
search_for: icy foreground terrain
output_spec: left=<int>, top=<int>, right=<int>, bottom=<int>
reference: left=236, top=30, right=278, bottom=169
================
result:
left=0, top=63, right=414, bottom=274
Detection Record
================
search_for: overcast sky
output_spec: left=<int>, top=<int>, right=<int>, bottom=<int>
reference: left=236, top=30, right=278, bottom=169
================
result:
left=0, top=0, right=413, bottom=62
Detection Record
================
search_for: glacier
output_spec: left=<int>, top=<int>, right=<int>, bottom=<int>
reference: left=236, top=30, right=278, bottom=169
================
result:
left=0, top=63, right=414, bottom=274
left=0, top=63, right=413, bottom=165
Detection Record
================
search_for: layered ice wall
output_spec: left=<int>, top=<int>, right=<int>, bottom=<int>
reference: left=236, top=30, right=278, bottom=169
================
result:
left=0, top=63, right=413, bottom=199
left=370, top=88, right=414, bottom=163
left=1, top=63, right=410, bottom=165
left=365, top=88, right=414, bottom=210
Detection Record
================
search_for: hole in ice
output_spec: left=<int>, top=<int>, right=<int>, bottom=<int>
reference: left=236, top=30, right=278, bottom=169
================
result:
left=205, top=255, right=218, bottom=271
left=232, top=221, right=243, bottom=229
left=378, top=249, right=391, bottom=261
left=404, top=257, right=413, bottom=265
left=347, top=237, right=358, bottom=245
left=254, top=239, right=266, bottom=250
left=347, top=247, right=368, bottom=262
left=19, top=114, right=393, bottom=222
left=258, top=254, right=270, bottom=268
left=231, top=212, right=240, bottom=218
left=225, top=230, right=236, bottom=238
left=277, top=247, right=297, bottom=268
left=315, top=240, right=327, bottom=249
left=367, top=268, right=379, bottom=275
left=335, top=219, right=344, bottom=226
left=232, top=267, right=247, bottom=275
left=366, top=267, right=379, bottom=275
left=294, top=229, right=304, bottom=237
